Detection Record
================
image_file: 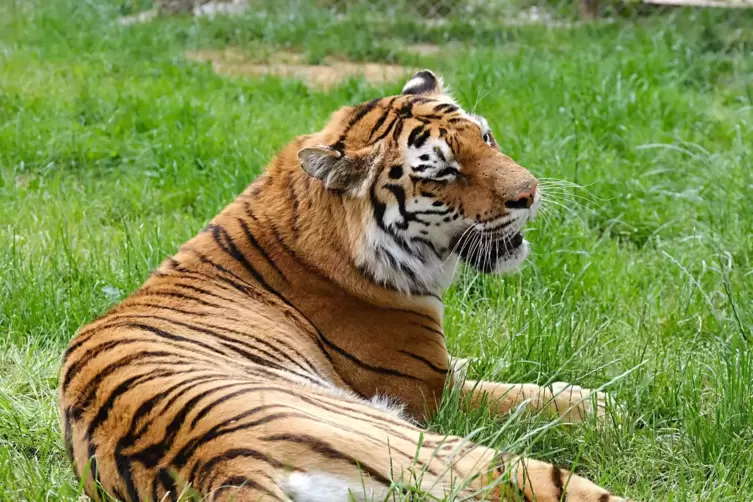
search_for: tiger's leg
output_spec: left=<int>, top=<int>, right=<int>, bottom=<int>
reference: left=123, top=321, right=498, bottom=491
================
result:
left=180, top=386, right=625, bottom=502
left=451, top=357, right=608, bottom=423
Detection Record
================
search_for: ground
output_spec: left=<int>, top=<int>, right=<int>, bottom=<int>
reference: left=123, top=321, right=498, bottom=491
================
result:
left=0, top=1, right=752, bottom=501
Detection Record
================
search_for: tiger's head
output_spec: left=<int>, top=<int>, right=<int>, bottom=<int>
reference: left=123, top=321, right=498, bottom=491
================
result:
left=296, top=70, right=540, bottom=295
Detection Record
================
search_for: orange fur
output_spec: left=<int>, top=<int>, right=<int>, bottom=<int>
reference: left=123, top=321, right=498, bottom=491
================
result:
left=59, top=70, right=627, bottom=501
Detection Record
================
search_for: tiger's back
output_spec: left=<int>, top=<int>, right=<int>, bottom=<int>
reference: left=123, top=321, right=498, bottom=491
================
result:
left=60, top=70, right=628, bottom=502
left=60, top=135, right=455, bottom=501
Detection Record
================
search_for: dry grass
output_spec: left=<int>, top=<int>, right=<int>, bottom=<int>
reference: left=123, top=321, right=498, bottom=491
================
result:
left=186, top=47, right=416, bottom=88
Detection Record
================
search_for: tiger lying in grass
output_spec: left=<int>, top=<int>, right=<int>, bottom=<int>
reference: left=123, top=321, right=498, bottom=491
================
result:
left=60, top=70, right=627, bottom=501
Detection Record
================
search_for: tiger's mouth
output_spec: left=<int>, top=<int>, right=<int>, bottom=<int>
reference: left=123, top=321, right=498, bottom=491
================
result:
left=452, top=230, right=527, bottom=274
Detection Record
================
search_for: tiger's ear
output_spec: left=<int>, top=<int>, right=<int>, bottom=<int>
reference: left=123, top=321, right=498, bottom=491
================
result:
left=298, top=146, right=367, bottom=193
left=402, top=69, right=442, bottom=96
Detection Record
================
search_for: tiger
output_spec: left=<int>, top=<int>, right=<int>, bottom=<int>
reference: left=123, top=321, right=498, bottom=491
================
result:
left=59, top=70, right=628, bottom=502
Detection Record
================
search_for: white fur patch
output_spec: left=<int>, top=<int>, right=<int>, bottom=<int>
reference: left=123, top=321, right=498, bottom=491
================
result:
left=404, top=137, right=460, bottom=179
left=491, top=239, right=530, bottom=274
left=282, top=472, right=377, bottom=502
left=368, top=394, right=410, bottom=421
left=402, top=76, right=428, bottom=94
left=355, top=133, right=470, bottom=295
left=357, top=218, right=459, bottom=295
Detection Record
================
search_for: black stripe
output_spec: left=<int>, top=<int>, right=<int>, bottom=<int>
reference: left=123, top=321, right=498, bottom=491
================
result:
left=158, top=265, right=250, bottom=300
left=416, top=114, right=444, bottom=122
left=182, top=317, right=323, bottom=378
left=317, top=330, right=421, bottom=380
left=266, top=218, right=331, bottom=281
left=433, top=145, right=447, bottom=162
left=366, top=183, right=440, bottom=296
left=70, top=350, right=191, bottom=420
left=413, top=207, right=452, bottom=216
left=408, top=96, right=434, bottom=105
left=189, top=316, right=325, bottom=378
left=433, top=103, right=459, bottom=114
left=409, top=236, right=441, bottom=259
left=392, top=116, right=405, bottom=141
left=131, top=317, right=320, bottom=383
left=263, top=434, right=397, bottom=489
left=435, top=166, right=459, bottom=178
left=126, top=322, right=231, bottom=357
left=62, top=338, right=144, bottom=390
left=414, top=129, right=431, bottom=149
left=113, top=378, right=262, bottom=501
left=183, top=247, right=257, bottom=295
left=193, top=448, right=295, bottom=491
left=242, top=199, right=261, bottom=222
left=212, top=475, right=282, bottom=500
left=236, top=218, right=287, bottom=281
left=369, top=116, right=398, bottom=145
left=153, top=468, right=178, bottom=502
left=209, top=223, right=273, bottom=289
left=384, top=183, right=415, bottom=230
left=139, top=317, right=317, bottom=384
left=551, top=465, right=565, bottom=501
left=382, top=307, right=441, bottom=328
left=63, top=409, right=74, bottom=463
left=407, top=125, right=425, bottom=147
left=132, top=374, right=230, bottom=437
left=154, top=280, right=246, bottom=307
left=189, top=386, right=276, bottom=429
left=213, top=209, right=426, bottom=381
left=204, top=228, right=309, bottom=319
left=64, top=322, right=223, bottom=383
left=64, top=315, right=255, bottom=385
left=287, top=174, right=301, bottom=240
left=120, top=301, right=209, bottom=317
left=482, top=217, right=516, bottom=233
left=172, top=405, right=295, bottom=469
left=367, top=110, right=390, bottom=141
left=209, top=224, right=350, bottom=376
left=400, top=349, right=448, bottom=374
left=138, top=290, right=224, bottom=309
left=332, top=98, right=381, bottom=152
left=370, top=181, right=388, bottom=232
left=284, top=394, right=439, bottom=465
left=85, top=369, right=176, bottom=486
left=129, top=382, right=256, bottom=470
left=409, top=321, right=444, bottom=338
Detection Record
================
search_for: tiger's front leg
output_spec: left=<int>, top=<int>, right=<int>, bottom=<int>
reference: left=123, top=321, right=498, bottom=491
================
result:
left=451, top=357, right=608, bottom=423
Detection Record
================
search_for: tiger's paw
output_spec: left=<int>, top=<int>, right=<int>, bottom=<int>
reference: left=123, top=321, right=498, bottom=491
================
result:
left=547, top=382, right=612, bottom=423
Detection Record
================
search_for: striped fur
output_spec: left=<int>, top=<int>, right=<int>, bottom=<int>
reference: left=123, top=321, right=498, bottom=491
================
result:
left=59, top=70, right=628, bottom=501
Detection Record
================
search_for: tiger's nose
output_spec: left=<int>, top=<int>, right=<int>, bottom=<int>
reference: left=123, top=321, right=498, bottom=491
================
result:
left=504, top=184, right=538, bottom=209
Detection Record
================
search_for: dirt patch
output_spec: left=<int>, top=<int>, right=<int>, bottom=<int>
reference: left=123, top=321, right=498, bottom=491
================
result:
left=186, top=48, right=415, bottom=89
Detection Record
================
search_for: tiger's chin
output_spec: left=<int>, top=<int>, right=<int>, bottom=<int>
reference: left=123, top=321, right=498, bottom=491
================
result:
left=455, top=231, right=530, bottom=274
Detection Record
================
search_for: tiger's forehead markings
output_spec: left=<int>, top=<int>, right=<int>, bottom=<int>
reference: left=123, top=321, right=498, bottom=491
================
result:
left=331, top=94, right=475, bottom=154
left=330, top=97, right=382, bottom=153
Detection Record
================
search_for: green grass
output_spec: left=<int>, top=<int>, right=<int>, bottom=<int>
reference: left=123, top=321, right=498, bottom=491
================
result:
left=1, top=0, right=752, bottom=500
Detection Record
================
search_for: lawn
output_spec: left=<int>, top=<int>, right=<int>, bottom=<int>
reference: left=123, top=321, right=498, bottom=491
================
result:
left=1, top=1, right=752, bottom=500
